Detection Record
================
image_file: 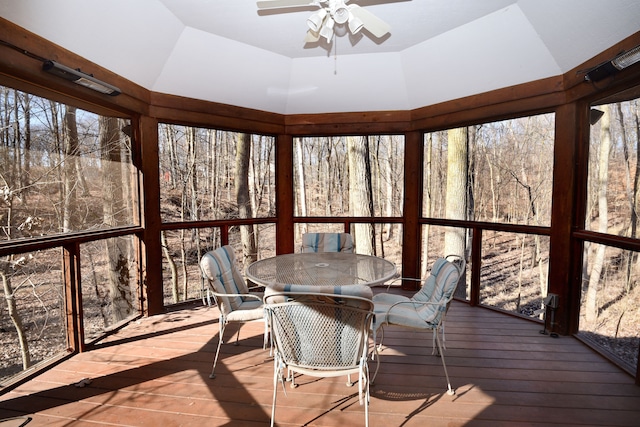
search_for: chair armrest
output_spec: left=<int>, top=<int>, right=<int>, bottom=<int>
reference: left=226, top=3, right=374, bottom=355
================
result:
left=206, top=289, right=263, bottom=302
left=383, top=299, right=447, bottom=315
left=383, top=276, right=422, bottom=290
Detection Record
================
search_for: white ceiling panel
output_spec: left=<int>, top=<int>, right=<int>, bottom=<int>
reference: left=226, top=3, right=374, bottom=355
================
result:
left=286, top=51, right=408, bottom=114
left=0, top=0, right=184, bottom=88
left=153, top=27, right=293, bottom=113
left=519, top=0, right=640, bottom=72
left=1, top=0, right=639, bottom=114
left=403, top=4, right=562, bottom=108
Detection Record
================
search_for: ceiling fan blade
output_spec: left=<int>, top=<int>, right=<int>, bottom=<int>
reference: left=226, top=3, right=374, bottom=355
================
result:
left=349, top=5, right=390, bottom=38
left=257, top=0, right=316, bottom=9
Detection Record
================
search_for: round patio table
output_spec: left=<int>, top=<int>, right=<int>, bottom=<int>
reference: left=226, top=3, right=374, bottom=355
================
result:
left=246, top=252, right=397, bottom=287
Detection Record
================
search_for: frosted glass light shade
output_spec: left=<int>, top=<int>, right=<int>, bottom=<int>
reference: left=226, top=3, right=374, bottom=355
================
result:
left=348, top=14, right=363, bottom=34
left=307, top=9, right=327, bottom=32
left=333, top=6, right=349, bottom=24
left=319, top=17, right=334, bottom=42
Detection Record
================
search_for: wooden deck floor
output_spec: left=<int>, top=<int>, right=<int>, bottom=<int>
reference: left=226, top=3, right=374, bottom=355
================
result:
left=1, top=296, right=639, bottom=426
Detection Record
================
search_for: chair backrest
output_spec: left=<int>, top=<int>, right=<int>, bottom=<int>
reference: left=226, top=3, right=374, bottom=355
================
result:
left=301, top=232, right=354, bottom=253
left=264, top=284, right=373, bottom=371
left=411, top=256, right=462, bottom=324
left=200, top=245, right=249, bottom=313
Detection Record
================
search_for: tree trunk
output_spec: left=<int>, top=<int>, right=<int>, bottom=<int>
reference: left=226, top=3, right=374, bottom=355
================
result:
left=633, top=101, right=640, bottom=288
left=62, top=106, right=79, bottom=232
left=160, top=231, right=180, bottom=304
left=296, top=138, right=308, bottom=237
left=384, top=136, right=394, bottom=241
left=616, top=102, right=638, bottom=291
left=617, top=103, right=636, bottom=238
left=21, top=93, right=31, bottom=195
left=422, top=133, right=433, bottom=277
left=325, top=138, right=334, bottom=216
left=444, top=127, right=467, bottom=256
left=236, top=133, right=257, bottom=264
left=586, top=104, right=611, bottom=325
left=348, top=136, right=375, bottom=254
left=446, top=128, right=468, bottom=299
left=209, top=129, right=219, bottom=219
left=0, top=106, right=30, bottom=365
left=100, top=116, right=133, bottom=323
left=183, top=127, right=198, bottom=300
left=1, top=267, right=31, bottom=369
left=180, top=228, right=188, bottom=300
left=11, top=91, right=22, bottom=204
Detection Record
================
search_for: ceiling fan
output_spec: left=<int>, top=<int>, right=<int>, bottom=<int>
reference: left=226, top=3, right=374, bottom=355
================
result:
left=257, top=0, right=391, bottom=43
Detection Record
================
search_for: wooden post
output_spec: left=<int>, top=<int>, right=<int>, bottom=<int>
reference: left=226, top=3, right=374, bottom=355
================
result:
left=469, top=226, right=482, bottom=306
left=276, top=133, right=295, bottom=254
left=137, top=115, right=164, bottom=315
left=402, top=131, right=423, bottom=290
left=63, top=243, right=84, bottom=352
left=548, top=101, right=588, bottom=335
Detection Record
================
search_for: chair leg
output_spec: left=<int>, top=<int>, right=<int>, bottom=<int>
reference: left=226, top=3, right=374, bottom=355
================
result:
left=234, top=323, right=242, bottom=345
left=362, top=362, right=370, bottom=427
left=271, top=356, right=279, bottom=427
left=441, top=319, right=447, bottom=350
left=433, top=324, right=446, bottom=355
left=432, top=328, right=437, bottom=355
left=209, top=320, right=226, bottom=379
left=434, top=330, right=455, bottom=395
left=365, top=381, right=369, bottom=427
left=370, top=341, right=380, bottom=384
left=375, top=325, right=386, bottom=352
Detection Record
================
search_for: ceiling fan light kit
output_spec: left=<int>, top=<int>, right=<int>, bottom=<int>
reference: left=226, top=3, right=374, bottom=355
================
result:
left=332, top=4, right=349, bottom=24
left=258, top=0, right=390, bottom=44
left=319, top=16, right=335, bottom=42
left=348, top=13, right=364, bottom=34
left=307, top=8, right=327, bottom=32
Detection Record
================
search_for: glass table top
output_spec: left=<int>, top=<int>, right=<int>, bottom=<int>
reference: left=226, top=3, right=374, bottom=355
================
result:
left=246, top=252, right=397, bottom=287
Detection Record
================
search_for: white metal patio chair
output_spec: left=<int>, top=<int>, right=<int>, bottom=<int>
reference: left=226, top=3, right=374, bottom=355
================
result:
left=264, top=283, right=375, bottom=427
left=372, top=254, right=465, bottom=395
left=377, top=254, right=466, bottom=349
left=301, top=232, right=354, bottom=253
left=199, top=245, right=266, bottom=379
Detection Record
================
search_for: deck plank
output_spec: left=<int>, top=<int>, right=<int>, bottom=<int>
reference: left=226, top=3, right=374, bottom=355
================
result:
left=1, top=299, right=639, bottom=426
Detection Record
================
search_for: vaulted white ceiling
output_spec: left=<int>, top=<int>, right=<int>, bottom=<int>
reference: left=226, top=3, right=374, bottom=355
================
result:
left=1, top=0, right=640, bottom=114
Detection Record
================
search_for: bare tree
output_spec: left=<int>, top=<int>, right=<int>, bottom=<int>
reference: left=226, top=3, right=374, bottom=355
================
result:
left=0, top=89, right=31, bottom=369
left=236, top=133, right=257, bottom=264
left=586, top=104, right=611, bottom=325
left=616, top=102, right=640, bottom=291
left=295, top=137, right=308, bottom=237
left=62, top=106, right=79, bottom=232
left=422, top=133, right=433, bottom=277
left=444, top=127, right=467, bottom=256
left=100, top=116, right=134, bottom=323
left=348, top=136, right=375, bottom=254
left=445, top=127, right=469, bottom=299
left=161, top=230, right=179, bottom=304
